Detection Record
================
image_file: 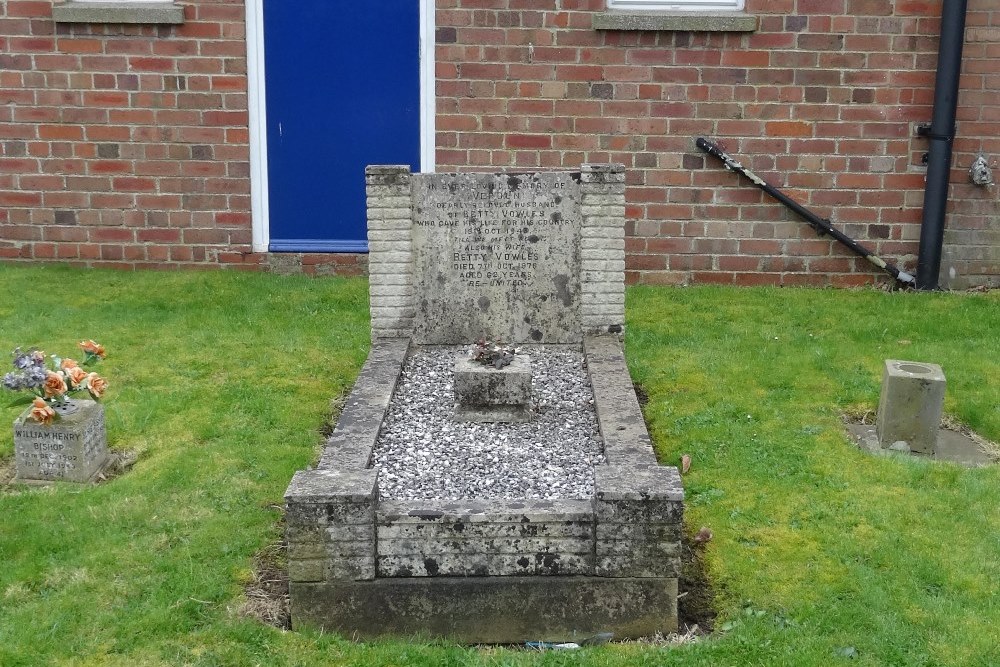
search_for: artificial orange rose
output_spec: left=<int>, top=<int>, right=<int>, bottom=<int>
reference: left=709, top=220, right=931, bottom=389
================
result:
left=86, top=373, right=108, bottom=399
left=30, top=397, right=55, bottom=425
left=66, top=366, right=88, bottom=388
left=78, top=340, right=106, bottom=358
left=43, top=371, right=68, bottom=398
left=60, top=358, right=79, bottom=370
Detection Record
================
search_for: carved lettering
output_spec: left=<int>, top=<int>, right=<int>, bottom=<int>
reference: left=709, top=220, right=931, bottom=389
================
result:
left=412, top=172, right=582, bottom=343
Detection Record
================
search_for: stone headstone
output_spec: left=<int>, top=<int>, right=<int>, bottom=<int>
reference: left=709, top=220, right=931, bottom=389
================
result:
left=13, top=399, right=110, bottom=483
left=367, top=164, right=626, bottom=342
left=411, top=172, right=582, bottom=344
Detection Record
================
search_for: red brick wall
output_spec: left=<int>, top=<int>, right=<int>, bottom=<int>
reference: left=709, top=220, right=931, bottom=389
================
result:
left=942, top=8, right=1000, bottom=289
left=0, top=0, right=263, bottom=269
left=435, top=0, right=999, bottom=287
left=0, top=0, right=997, bottom=286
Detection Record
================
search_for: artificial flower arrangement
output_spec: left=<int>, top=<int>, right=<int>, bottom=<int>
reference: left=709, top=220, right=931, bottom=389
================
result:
left=3, top=340, right=108, bottom=425
left=468, top=338, right=518, bottom=369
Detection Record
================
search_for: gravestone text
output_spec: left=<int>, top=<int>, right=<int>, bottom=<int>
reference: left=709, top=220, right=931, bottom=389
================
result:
left=411, top=172, right=582, bottom=344
left=13, top=400, right=110, bottom=483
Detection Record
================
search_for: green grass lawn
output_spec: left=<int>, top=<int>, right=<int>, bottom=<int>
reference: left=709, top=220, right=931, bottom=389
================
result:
left=1, top=264, right=997, bottom=666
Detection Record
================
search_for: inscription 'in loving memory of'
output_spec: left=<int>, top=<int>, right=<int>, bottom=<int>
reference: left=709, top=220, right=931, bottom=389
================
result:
left=416, top=179, right=570, bottom=288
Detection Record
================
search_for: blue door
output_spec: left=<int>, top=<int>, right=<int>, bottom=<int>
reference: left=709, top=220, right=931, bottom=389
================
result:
left=264, top=1, right=421, bottom=252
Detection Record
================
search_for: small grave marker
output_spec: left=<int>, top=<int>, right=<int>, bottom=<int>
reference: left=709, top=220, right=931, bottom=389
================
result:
left=13, top=400, right=110, bottom=483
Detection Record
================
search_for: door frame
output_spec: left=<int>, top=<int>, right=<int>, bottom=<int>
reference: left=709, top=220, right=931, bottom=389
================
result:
left=246, top=0, right=436, bottom=253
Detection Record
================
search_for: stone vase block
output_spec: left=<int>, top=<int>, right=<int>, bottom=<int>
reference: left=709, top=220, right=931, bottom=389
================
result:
left=876, top=360, right=946, bottom=455
left=453, top=353, right=532, bottom=422
left=13, top=399, right=109, bottom=483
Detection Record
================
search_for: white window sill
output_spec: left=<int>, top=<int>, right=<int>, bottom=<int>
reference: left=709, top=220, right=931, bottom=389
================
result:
left=52, top=2, right=185, bottom=25
left=592, top=10, right=758, bottom=32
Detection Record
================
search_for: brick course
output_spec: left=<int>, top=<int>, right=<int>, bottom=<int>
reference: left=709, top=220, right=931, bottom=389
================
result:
left=0, top=0, right=997, bottom=286
left=436, top=0, right=998, bottom=287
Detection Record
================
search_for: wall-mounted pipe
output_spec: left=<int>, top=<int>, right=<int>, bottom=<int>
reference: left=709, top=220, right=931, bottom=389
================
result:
left=916, top=0, right=969, bottom=290
left=696, top=138, right=916, bottom=286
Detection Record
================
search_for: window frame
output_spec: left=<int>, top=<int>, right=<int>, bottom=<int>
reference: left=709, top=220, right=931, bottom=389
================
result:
left=52, top=0, right=184, bottom=24
left=607, top=0, right=746, bottom=11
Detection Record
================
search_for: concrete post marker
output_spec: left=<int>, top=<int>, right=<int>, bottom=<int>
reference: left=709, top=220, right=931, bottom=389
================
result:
left=876, top=360, right=947, bottom=455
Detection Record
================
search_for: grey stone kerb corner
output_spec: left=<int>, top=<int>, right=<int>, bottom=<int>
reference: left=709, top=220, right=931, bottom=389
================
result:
left=366, top=163, right=626, bottom=341
left=285, top=468, right=378, bottom=583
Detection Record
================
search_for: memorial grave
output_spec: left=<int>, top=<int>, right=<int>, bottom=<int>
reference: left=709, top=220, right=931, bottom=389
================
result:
left=284, top=164, right=684, bottom=642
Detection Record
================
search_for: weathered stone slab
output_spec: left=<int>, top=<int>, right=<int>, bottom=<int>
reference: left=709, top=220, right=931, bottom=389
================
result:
left=378, top=498, right=594, bottom=524
left=411, top=172, right=582, bottom=344
left=876, top=360, right=946, bottom=455
left=377, top=535, right=592, bottom=557
left=291, top=576, right=678, bottom=642
left=317, top=338, right=409, bottom=470
left=376, top=498, right=596, bottom=577
left=13, top=399, right=109, bottom=483
left=379, top=520, right=592, bottom=540
left=584, top=336, right=659, bottom=466
left=377, top=551, right=594, bottom=578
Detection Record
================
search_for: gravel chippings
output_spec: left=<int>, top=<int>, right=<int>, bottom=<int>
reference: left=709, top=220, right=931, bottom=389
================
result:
left=372, top=346, right=605, bottom=501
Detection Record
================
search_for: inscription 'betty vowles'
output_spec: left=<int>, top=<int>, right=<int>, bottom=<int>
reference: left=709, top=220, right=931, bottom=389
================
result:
left=411, top=172, right=582, bottom=344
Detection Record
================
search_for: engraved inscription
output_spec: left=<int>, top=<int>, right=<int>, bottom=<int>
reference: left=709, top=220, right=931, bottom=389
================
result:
left=412, top=172, right=582, bottom=344
left=13, top=401, right=109, bottom=482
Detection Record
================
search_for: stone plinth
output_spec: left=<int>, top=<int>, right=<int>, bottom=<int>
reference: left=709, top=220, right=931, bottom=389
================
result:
left=453, top=353, right=532, bottom=422
left=13, top=399, right=109, bottom=483
left=876, top=360, right=946, bottom=455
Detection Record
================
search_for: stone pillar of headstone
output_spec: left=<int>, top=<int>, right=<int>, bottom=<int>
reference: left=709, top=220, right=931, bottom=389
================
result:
left=366, top=165, right=414, bottom=339
left=285, top=469, right=377, bottom=582
left=594, top=465, right=684, bottom=578
left=579, top=163, right=626, bottom=335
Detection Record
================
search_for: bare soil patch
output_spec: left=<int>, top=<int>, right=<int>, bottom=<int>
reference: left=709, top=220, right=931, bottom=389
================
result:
left=240, top=538, right=290, bottom=630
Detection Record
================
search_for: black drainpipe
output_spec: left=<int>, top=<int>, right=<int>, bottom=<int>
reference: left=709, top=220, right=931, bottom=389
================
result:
left=916, top=0, right=969, bottom=289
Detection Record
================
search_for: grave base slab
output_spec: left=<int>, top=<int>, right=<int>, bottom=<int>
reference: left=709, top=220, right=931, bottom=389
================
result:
left=290, top=576, right=678, bottom=643
left=453, top=404, right=534, bottom=423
